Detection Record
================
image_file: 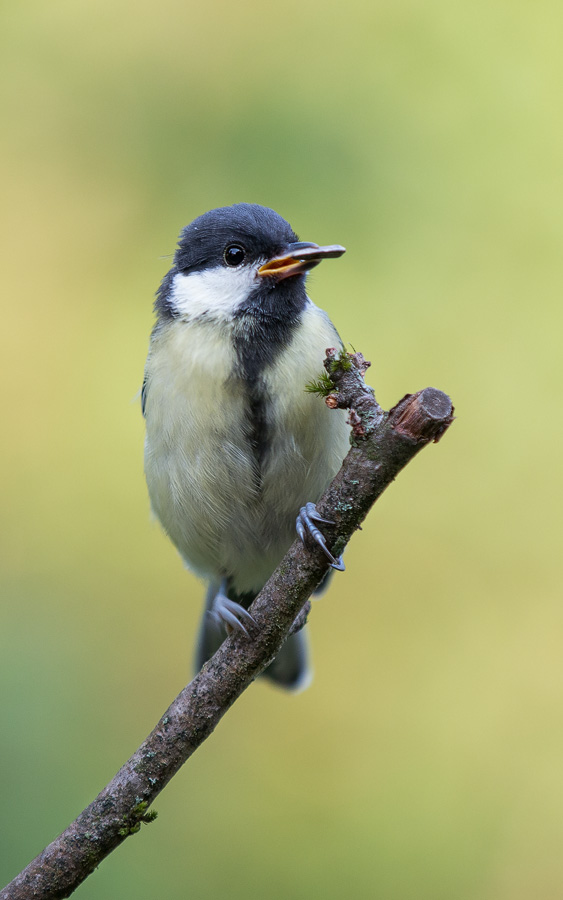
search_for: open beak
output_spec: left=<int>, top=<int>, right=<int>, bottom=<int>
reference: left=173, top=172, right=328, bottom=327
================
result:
left=257, top=241, right=346, bottom=281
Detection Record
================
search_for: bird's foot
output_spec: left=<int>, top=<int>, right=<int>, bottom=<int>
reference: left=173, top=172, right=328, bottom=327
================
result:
left=209, top=592, right=256, bottom=637
left=296, top=502, right=345, bottom=571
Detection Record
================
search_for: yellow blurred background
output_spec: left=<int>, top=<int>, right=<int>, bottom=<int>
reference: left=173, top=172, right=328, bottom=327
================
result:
left=1, top=0, right=562, bottom=896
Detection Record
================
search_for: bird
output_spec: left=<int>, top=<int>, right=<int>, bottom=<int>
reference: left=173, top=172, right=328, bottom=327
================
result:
left=142, top=203, right=350, bottom=690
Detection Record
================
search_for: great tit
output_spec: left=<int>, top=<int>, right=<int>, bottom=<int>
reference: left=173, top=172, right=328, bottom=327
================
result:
left=143, top=203, right=350, bottom=690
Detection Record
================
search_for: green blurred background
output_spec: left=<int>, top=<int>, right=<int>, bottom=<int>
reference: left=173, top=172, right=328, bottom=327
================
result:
left=1, top=0, right=562, bottom=896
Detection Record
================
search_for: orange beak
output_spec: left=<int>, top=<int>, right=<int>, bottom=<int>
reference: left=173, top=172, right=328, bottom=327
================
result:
left=257, top=242, right=346, bottom=281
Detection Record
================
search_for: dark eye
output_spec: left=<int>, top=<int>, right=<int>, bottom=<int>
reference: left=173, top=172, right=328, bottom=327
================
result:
left=224, top=244, right=246, bottom=267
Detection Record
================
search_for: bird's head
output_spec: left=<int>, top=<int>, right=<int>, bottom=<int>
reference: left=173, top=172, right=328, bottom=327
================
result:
left=155, top=203, right=345, bottom=322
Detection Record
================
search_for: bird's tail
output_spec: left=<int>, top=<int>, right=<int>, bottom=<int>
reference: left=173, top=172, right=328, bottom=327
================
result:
left=195, top=581, right=311, bottom=692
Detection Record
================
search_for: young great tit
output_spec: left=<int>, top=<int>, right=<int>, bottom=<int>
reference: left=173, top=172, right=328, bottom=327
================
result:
left=142, top=204, right=350, bottom=690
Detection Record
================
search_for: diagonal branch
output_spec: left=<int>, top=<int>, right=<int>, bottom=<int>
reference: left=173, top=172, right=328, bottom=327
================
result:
left=1, top=351, right=454, bottom=900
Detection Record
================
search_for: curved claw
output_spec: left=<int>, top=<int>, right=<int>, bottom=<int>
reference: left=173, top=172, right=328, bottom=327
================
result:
left=329, top=554, right=346, bottom=572
left=296, top=502, right=345, bottom=572
left=210, top=594, right=255, bottom=637
left=304, top=502, right=335, bottom=527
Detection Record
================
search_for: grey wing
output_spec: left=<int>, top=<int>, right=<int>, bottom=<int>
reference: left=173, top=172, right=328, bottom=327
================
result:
left=141, top=374, right=148, bottom=418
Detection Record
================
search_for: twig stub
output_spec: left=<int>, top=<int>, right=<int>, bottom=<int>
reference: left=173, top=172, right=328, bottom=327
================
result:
left=389, top=388, right=455, bottom=443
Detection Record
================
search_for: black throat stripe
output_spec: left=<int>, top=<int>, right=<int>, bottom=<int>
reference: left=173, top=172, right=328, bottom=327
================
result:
left=231, top=291, right=305, bottom=478
left=231, top=314, right=292, bottom=476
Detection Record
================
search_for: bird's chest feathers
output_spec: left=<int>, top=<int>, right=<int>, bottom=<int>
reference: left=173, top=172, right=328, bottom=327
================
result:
left=144, top=307, right=340, bottom=508
left=145, top=319, right=248, bottom=456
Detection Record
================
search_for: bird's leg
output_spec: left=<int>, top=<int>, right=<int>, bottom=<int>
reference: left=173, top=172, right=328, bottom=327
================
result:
left=296, top=502, right=345, bottom=571
left=208, top=579, right=256, bottom=637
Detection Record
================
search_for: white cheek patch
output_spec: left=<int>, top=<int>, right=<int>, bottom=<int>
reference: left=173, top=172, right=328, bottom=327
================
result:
left=170, top=265, right=261, bottom=320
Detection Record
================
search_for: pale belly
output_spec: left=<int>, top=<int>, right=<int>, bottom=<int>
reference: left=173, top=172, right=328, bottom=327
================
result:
left=143, top=308, right=350, bottom=593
